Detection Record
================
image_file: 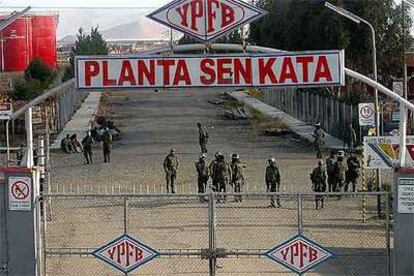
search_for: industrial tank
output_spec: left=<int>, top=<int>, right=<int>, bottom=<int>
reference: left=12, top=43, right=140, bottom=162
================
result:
left=31, top=15, right=57, bottom=69
left=0, top=17, right=32, bottom=72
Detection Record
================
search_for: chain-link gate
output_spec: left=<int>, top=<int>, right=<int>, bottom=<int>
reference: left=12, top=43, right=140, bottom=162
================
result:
left=40, top=192, right=391, bottom=275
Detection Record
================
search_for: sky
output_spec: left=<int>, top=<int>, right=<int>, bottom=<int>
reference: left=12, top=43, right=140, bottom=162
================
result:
left=0, top=0, right=411, bottom=39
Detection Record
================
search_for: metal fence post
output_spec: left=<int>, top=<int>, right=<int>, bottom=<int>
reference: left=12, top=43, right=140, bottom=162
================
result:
left=208, top=191, right=216, bottom=276
left=297, top=194, right=303, bottom=235
left=123, top=196, right=128, bottom=235
left=385, top=193, right=391, bottom=276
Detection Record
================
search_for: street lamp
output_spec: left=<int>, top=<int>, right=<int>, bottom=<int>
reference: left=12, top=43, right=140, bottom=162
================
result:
left=324, top=1, right=382, bottom=215
left=324, top=2, right=379, bottom=137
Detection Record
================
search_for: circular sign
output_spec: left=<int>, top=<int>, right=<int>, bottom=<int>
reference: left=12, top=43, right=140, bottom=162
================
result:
left=360, top=105, right=374, bottom=119
left=393, top=82, right=403, bottom=95
left=11, top=181, right=30, bottom=200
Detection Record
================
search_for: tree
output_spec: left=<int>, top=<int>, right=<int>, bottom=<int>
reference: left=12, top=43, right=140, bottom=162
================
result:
left=249, top=0, right=413, bottom=102
left=63, top=27, right=109, bottom=81
left=13, top=58, right=56, bottom=100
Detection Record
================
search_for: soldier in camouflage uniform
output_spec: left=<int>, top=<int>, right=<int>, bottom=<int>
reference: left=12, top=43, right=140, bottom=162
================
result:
left=163, top=148, right=179, bottom=194
left=313, top=122, right=325, bottom=159
left=310, top=160, right=327, bottom=210
left=214, top=153, right=230, bottom=203
left=209, top=152, right=221, bottom=192
left=326, top=151, right=336, bottom=193
left=81, top=131, right=94, bottom=165
left=230, top=153, right=244, bottom=203
left=197, top=122, right=209, bottom=154
left=195, top=154, right=209, bottom=201
left=102, top=128, right=112, bottom=163
left=345, top=152, right=360, bottom=193
left=344, top=123, right=357, bottom=152
left=265, top=158, right=281, bottom=208
left=333, top=150, right=347, bottom=198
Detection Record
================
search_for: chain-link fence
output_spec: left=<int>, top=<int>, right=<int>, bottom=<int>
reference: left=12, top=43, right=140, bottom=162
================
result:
left=40, top=192, right=391, bottom=275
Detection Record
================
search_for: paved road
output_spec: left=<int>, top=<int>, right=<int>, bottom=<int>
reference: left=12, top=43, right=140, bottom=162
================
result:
left=47, top=89, right=388, bottom=276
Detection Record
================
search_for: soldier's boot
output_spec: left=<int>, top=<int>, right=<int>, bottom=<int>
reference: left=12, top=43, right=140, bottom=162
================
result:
left=321, top=199, right=325, bottom=209
left=315, top=200, right=319, bottom=210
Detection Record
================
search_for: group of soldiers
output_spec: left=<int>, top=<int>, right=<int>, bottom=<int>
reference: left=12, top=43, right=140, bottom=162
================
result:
left=60, top=128, right=112, bottom=165
left=163, top=122, right=282, bottom=207
left=310, top=150, right=361, bottom=209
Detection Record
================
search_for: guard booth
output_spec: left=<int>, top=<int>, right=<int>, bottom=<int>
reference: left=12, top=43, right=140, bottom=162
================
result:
left=0, top=167, right=41, bottom=275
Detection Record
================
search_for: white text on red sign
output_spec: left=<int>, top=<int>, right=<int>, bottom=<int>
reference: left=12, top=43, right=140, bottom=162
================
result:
left=76, top=51, right=345, bottom=89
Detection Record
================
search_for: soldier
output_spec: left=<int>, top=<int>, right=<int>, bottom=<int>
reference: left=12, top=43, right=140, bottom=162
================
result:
left=310, top=160, right=327, bottom=210
left=163, top=148, right=179, bottom=194
left=197, top=122, right=209, bottom=153
left=229, top=153, right=244, bottom=203
left=345, top=152, right=360, bottom=193
left=195, top=154, right=209, bottom=201
left=344, top=123, right=357, bottom=152
left=209, top=152, right=221, bottom=192
left=313, top=122, right=325, bottom=158
left=102, top=128, right=112, bottom=163
left=81, top=131, right=94, bottom=165
left=215, top=153, right=230, bottom=203
left=333, top=150, right=347, bottom=197
left=326, top=151, right=336, bottom=193
left=60, top=134, right=72, bottom=154
left=265, top=158, right=281, bottom=208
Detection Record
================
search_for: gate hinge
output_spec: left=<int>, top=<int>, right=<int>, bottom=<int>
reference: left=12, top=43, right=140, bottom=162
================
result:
left=201, top=248, right=227, bottom=259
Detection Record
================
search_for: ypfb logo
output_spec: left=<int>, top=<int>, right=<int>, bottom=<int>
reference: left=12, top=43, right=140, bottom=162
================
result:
left=93, top=234, right=159, bottom=273
left=148, top=0, right=267, bottom=42
left=265, top=235, right=334, bottom=274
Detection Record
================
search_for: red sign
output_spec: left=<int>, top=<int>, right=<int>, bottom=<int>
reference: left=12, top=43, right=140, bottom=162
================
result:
left=0, top=102, right=12, bottom=119
left=265, top=235, right=333, bottom=274
left=75, top=51, right=345, bottom=89
left=147, top=0, right=267, bottom=42
left=93, top=235, right=159, bottom=273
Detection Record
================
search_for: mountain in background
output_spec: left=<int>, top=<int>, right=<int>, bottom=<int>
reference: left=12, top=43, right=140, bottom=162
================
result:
left=58, top=12, right=169, bottom=45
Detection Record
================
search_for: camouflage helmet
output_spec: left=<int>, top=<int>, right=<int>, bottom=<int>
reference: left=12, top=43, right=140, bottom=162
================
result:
left=268, top=157, right=276, bottom=164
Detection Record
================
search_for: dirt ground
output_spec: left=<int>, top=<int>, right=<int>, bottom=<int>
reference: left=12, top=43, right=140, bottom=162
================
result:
left=46, top=89, right=390, bottom=276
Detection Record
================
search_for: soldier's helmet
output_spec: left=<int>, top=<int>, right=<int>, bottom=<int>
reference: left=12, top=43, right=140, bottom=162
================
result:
left=315, top=122, right=321, bottom=127
left=318, top=159, right=324, bottom=166
left=199, top=153, right=206, bottom=159
left=170, top=148, right=176, bottom=154
left=268, top=157, right=276, bottom=164
left=197, top=122, right=201, bottom=127
left=338, top=150, right=345, bottom=157
left=232, top=153, right=239, bottom=159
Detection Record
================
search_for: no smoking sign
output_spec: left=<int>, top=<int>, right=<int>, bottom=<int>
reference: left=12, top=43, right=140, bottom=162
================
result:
left=9, top=176, right=32, bottom=211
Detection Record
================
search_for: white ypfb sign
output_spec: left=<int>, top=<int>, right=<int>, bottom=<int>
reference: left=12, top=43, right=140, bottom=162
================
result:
left=358, top=103, right=375, bottom=126
left=8, top=176, right=32, bottom=211
left=147, top=0, right=267, bottom=42
left=398, top=178, right=414, bottom=213
left=76, top=51, right=345, bottom=90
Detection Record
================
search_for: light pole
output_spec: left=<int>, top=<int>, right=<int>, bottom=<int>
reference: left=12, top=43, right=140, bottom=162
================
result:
left=325, top=1, right=382, bottom=215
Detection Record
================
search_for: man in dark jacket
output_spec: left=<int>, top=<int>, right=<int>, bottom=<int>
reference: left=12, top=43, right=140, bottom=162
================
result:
left=345, top=152, right=360, bottom=193
left=81, top=131, right=94, bottom=165
left=195, top=154, right=209, bottom=201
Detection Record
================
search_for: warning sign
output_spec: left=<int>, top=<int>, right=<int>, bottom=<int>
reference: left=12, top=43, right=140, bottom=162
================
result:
left=358, top=103, right=375, bottom=126
left=398, top=178, right=414, bottom=213
left=8, top=176, right=32, bottom=211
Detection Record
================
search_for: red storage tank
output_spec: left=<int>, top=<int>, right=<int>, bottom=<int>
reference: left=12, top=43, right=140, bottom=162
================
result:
left=31, top=15, right=57, bottom=69
left=0, top=17, right=32, bottom=72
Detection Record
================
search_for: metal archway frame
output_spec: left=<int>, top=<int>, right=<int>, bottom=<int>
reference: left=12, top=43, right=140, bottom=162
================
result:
left=6, top=43, right=412, bottom=166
